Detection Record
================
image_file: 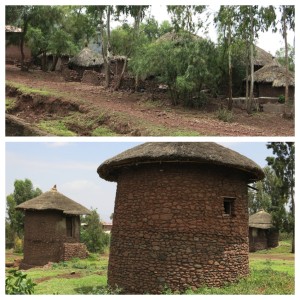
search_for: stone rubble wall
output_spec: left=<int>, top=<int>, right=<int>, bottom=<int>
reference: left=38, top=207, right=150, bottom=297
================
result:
left=62, top=243, right=88, bottom=261
left=108, top=163, right=250, bottom=294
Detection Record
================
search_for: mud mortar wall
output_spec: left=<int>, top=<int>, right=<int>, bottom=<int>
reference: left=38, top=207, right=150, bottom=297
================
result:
left=23, top=210, right=80, bottom=266
left=108, top=163, right=250, bottom=294
left=62, top=243, right=88, bottom=261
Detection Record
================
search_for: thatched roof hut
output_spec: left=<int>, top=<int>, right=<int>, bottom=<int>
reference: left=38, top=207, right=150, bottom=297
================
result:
left=17, top=186, right=90, bottom=268
left=98, top=142, right=264, bottom=182
left=251, top=60, right=295, bottom=87
left=253, top=46, right=274, bottom=68
left=249, top=210, right=273, bottom=229
left=68, top=47, right=103, bottom=68
left=16, top=185, right=90, bottom=215
left=97, top=142, right=265, bottom=293
left=249, top=210, right=278, bottom=252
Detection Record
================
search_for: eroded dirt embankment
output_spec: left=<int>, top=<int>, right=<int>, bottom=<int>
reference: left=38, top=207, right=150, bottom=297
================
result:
left=5, top=64, right=295, bottom=137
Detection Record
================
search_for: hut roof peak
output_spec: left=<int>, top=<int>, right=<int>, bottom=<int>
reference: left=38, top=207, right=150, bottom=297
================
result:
left=51, top=184, right=57, bottom=192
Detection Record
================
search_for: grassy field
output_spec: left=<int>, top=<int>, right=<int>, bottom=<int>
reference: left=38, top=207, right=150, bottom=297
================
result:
left=5, top=241, right=294, bottom=295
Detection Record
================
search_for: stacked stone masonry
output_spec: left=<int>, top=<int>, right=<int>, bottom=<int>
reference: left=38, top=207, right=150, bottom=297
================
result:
left=108, top=163, right=250, bottom=294
left=22, top=210, right=82, bottom=267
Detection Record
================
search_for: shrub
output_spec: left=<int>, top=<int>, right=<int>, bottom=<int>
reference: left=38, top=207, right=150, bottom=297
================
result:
left=216, top=108, right=234, bottom=122
left=5, top=269, right=36, bottom=295
left=14, top=236, right=23, bottom=253
left=278, top=95, right=285, bottom=103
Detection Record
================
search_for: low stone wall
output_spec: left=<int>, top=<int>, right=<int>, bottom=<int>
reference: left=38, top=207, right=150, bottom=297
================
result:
left=62, top=243, right=88, bottom=261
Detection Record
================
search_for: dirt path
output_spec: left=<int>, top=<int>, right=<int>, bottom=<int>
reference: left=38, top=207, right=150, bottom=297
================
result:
left=249, top=253, right=294, bottom=261
left=6, top=65, right=295, bottom=136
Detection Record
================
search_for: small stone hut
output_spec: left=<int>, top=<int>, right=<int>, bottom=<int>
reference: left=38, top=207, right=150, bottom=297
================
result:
left=97, top=142, right=265, bottom=294
left=249, top=210, right=279, bottom=252
left=16, top=185, right=90, bottom=269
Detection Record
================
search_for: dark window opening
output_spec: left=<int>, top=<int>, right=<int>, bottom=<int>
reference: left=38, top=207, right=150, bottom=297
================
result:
left=66, top=216, right=73, bottom=237
left=223, top=197, right=235, bottom=216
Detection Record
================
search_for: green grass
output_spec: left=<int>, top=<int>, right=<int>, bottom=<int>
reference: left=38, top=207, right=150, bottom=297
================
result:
left=6, top=97, right=17, bottom=111
left=249, top=259, right=294, bottom=276
left=92, top=126, right=118, bottom=136
left=6, top=247, right=294, bottom=295
left=38, top=120, right=76, bottom=136
left=184, top=268, right=294, bottom=295
left=254, top=240, right=293, bottom=254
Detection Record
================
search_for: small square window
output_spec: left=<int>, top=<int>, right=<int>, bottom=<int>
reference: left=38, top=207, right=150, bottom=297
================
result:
left=223, top=197, right=235, bottom=216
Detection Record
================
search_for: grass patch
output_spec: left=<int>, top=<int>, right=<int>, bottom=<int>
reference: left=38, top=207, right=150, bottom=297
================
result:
left=249, top=259, right=294, bottom=276
left=6, top=97, right=17, bottom=111
left=38, top=120, right=76, bottom=136
left=185, top=268, right=294, bottom=295
left=254, top=240, right=292, bottom=254
left=92, top=126, right=118, bottom=136
left=6, top=81, right=55, bottom=97
left=216, top=107, right=234, bottom=122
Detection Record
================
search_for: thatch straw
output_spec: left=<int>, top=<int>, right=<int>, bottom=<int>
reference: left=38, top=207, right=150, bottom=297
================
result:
left=253, top=46, right=274, bottom=67
left=69, top=47, right=104, bottom=68
left=16, top=186, right=91, bottom=215
left=249, top=210, right=273, bottom=229
left=98, top=142, right=265, bottom=182
left=250, top=60, right=294, bottom=87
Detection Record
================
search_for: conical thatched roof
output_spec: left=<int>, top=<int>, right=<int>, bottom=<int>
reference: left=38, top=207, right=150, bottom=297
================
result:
left=249, top=210, right=273, bottom=229
left=16, top=186, right=91, bottom=215
left=157, top=31, right=201, bottom=43
left=253, top=46, right=274, bottom=67
left=98, top=142, right=265, bottom=182
left=68, top=47, right=104, bottom=68
left=251, top=60, right=295, bottom=87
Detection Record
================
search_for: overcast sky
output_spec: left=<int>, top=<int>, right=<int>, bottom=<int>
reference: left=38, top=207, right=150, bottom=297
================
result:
left=5, top=141, right=275, bottom=222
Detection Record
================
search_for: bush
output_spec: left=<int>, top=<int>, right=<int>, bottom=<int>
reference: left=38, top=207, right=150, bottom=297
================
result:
left=278, top=95, right=285, bottom=103
left=216, top=108, right=234, bottom=122
left=14, top=236, right=23, bottom=253
left=5, top=269, right=36, bottom=295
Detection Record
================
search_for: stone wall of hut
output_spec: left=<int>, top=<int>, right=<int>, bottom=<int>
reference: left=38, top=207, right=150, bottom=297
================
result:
left=22, top=210, right=81, bottom=267
left=249, top=228, right=279, bottom=252
left=61, top=243, right=88, bottom=261
left=108, top=163, right=250, bottom=294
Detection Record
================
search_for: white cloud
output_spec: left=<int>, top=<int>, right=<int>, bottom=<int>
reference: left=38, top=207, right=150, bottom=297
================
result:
left=46, top=142, right=70, bottom=148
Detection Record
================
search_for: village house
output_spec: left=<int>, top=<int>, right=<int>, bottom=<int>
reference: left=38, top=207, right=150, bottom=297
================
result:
left=97, top=142, right=265, bottom=294
left=16, top=185, right=90, bottom=269
left=251, top=60, right=295, bottom=100
left=5, top=25, right=31, bottom=64
left=249, top=210, right=279, bottom=252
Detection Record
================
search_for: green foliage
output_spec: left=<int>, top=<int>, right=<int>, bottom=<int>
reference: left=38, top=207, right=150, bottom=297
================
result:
left=6, top=179, right=42, bottom=243
left=5, top=270, right=36, bottom=295
left=81, top=209, right=110, bottom=253
left=278, top=94, right=285, bottom=103
left=130, top=32, right=218, bottom=106
left=276, top=44, right=295, bottom=72
left=216, top=107, right=234, bottom=122
left=14, top=236, right=23, bottom=253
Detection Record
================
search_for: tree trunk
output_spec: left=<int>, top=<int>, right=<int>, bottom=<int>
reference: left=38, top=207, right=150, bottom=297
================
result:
left=41, top=51, right=47, bottom=72
left=50, top=55, right=59, bottom=71
left=228, top=24, right=233, bottom=111
left=114, top=58, right=127, bottom=91
left=20, top=16, right=28, bottom=72
left=247, top=12, right=254, bottom=114
left=283, top=8, right=289, bottom=115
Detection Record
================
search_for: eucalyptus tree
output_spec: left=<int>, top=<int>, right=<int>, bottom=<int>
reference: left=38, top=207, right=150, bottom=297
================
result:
left=114, top=5, right=150, bottom=90
left=215, top=6, right=238, bottom=110
left=279, top=6, right=295, bottom=106
left=167, top=5, right=207, bottom=33
left=266, top=142, right=295, bottom=253
left=235, top=6, right=276, bottom=114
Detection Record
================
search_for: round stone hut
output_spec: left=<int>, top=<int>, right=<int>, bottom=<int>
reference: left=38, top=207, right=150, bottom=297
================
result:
left=249, top=210, right=279, bottom=252
left=97, top=142, right=265, bottom=294
left=16, top=185, right=90, bottom=269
